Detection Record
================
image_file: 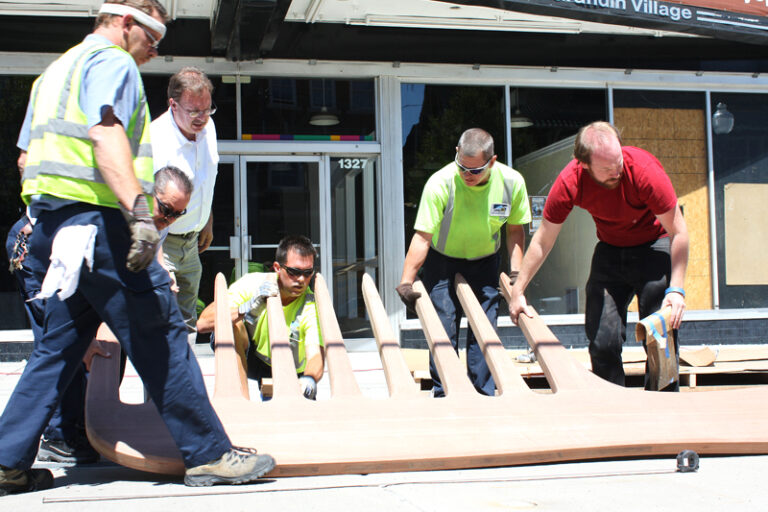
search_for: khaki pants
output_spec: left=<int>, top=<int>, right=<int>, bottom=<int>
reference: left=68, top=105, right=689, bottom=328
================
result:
left=163, top=232, right=202, bottom=337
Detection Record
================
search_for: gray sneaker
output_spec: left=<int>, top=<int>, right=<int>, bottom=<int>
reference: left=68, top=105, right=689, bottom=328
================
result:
left=184, top=447, right=275, bottom=487
left=0, top=466, right=54, bottom=496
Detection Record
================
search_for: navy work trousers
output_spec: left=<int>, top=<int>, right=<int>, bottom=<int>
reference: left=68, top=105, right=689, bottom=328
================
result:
left=585, top=237, right=680, bottom=391
left=421, top=248, right=500, bottom=397
left=0, top=204, right=231, bottom=469
left=5, top=214, right=87, bottom=442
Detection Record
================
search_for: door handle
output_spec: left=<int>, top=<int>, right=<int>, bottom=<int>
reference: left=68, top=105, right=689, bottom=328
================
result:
left=229, top=236, right=240, bottom=259
left=243, top=235, right=252, bottom=262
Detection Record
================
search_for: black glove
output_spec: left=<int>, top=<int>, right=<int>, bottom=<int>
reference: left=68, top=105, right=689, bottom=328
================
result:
left=509, top=270, right=520, bottom=286
left=121, top=194, right=159, bottom=273
left=396, top=282, right=421, bottom=311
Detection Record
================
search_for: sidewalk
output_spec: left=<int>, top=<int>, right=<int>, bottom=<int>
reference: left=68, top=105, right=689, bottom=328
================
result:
left=1, top=347, right=766, bottom=511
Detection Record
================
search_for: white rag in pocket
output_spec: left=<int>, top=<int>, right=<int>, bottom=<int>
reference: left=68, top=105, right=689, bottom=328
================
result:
left=34, top=224, right=98, bottom=301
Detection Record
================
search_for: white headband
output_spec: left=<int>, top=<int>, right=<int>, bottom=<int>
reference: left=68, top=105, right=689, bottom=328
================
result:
left=98, top=3, right=166, bottom=39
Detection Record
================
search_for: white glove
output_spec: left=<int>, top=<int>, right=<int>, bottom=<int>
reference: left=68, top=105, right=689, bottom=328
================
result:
left=299, top=375, right=317, bottom=400
left=238, top=280, right=279, bottom=318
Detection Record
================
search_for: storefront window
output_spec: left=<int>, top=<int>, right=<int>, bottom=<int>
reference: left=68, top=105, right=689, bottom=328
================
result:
left=400, top=84, right=505, bottom=316
left=401, top=84, right=506, bottom=239
left=240, top=78, right=376, bottom=140
left=143, top=74, right=237, bottom=140
left=0, top=75, right=37, bottom=329
left=510, top=87, right=606, bottom=314
left=712, top=92, right=768, bottom=308
left=613, top=90, right=710, bottom=311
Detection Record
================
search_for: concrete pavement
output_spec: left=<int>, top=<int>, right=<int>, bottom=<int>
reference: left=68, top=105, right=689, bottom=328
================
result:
left=1, top=345, right=766, bottom=511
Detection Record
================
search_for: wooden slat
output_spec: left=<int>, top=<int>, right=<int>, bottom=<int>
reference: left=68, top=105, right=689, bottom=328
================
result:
left=498, top=272, right=611, bottom=392
left=361, top=273, right=420, bottom=397
left=314, top=273, right=362, bottom=397
left=213, top=273, right=249, bottom=400
left=454, top=273, right=530, bottom=395
left=412, top=280, right=476, bottom=396
left=266, top=294, right=303, bottom=401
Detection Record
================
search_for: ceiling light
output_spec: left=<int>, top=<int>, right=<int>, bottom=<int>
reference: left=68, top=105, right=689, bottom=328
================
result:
left=510, top=88, right=532, bottom=129
left=309, top=106, right=339, bottom=126
left=510, top=109, right=533, bottom=128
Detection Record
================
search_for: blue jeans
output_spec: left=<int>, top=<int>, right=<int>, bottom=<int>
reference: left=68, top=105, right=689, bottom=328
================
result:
left=585, top=237, right=679, bottom=391
left=5, top=215, right=88, bottom=442
left=421, top=249, right=500, bottom=397
left=0, top=204, right=231, bottom=469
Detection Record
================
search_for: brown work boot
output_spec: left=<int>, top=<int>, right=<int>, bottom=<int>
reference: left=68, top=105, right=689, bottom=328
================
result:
left=184, top=447, right=275, bottom=487
left=0, top=465, right=54, bottom=496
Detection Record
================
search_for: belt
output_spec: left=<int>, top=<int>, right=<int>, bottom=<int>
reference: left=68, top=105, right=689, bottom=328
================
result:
left=168, top=231, right=199, bottom=240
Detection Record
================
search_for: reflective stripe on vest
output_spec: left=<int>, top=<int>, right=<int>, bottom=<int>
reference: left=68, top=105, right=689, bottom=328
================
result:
left=255, top=292, right=312, bottom=373
left=21, top=41, right=154, bottom=207
left=432, top=165, right=517, bottom=259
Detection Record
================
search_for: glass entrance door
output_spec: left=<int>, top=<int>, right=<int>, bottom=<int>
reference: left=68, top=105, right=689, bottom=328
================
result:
left=238, top=156, right=327, bottom=277
left=201, top=150, right=380, bottom=340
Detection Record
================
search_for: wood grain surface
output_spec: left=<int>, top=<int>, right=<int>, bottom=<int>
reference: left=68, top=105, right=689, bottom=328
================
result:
left=86, top=272, right=768, bottom=477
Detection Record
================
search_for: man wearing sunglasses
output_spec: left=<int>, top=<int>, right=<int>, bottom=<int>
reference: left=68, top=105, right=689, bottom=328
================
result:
left=1, top=1, right=274, bottom=496
left=198, top=235, right=324, bottom=400
left=152, top=165, right=192, bottom=292
left=397, top=128, right=531, bottom=397
left=151, top=67, right=219, bottom=344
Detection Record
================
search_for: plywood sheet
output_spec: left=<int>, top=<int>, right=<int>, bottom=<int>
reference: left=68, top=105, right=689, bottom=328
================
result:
left=724, top=183, right=768, bottom=285
left=85, top=272, right=768, bottom=479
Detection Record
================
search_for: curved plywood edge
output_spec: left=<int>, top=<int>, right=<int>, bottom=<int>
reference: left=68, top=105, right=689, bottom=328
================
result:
left=412, top=280, right=476, bottom=396
left=266, top=294, right=303, bottom=400
left=314, top=273, right=362, bottom=397
left=213, top=273, right=250, bottom=401
left=499, top=273, right=612, bottom=392
left=361, top=273, right=420, bottom=397
left=86, top=324, right=185, bottom=475
left=454, top=274, right=530, bottom=395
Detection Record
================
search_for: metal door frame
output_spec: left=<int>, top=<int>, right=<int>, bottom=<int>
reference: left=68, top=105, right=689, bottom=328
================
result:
left=232, top=154, right=330, bottom=281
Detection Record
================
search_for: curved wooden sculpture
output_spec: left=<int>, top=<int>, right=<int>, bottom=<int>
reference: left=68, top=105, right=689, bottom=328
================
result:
left=86, top=272, right=768, bottom=478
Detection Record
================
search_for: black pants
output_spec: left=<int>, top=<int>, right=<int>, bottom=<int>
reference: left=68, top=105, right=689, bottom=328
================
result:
left=585, top=237, right=679, bottom=391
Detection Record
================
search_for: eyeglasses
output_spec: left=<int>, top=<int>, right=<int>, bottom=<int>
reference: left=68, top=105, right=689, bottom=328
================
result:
left=135, top=21, right=161, bottom=49
left=154, top=195, right=187, bottom=220
left=455, top=153, right=493, bottom=175
left=172, top=99, right=217, bottom=119
left=280, top=264, right=315, bottom=278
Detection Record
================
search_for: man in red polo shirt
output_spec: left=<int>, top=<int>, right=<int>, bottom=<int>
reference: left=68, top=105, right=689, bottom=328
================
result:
left=507, top=121, right=688, bottom=390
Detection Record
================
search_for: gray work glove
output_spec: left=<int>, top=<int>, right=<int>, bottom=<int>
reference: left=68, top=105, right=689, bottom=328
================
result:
left=396, top=282, right=421, bottom=312
left=121, top=194, right=159, bottom=273
left=239, top=280, right=279, bottom=325
left=299, top=375, right=317, bottom=400
left=509, top=270, right=520, bottom=286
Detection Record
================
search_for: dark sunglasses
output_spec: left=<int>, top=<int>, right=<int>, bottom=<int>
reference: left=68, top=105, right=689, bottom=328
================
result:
left=280, top=264, right=315, bottom=278
left=155, top=195, right=187, bottom=220
left=455, top=153, right=492, bottom=175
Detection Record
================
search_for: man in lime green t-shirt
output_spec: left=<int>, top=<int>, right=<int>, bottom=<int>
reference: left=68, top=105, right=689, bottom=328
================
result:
left=198, top=235, right=323, bottom=399
left=397, top=128, right=531, bottom=397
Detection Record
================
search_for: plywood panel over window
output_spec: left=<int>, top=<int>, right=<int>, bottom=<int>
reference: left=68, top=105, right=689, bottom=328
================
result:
left=614, top=108, right=711, bottom=310
left=724, top=183, right=768, bottom=285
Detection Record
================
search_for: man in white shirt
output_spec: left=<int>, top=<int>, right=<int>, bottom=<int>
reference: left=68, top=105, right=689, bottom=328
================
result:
left=151, top=67, right=219, bottom=341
